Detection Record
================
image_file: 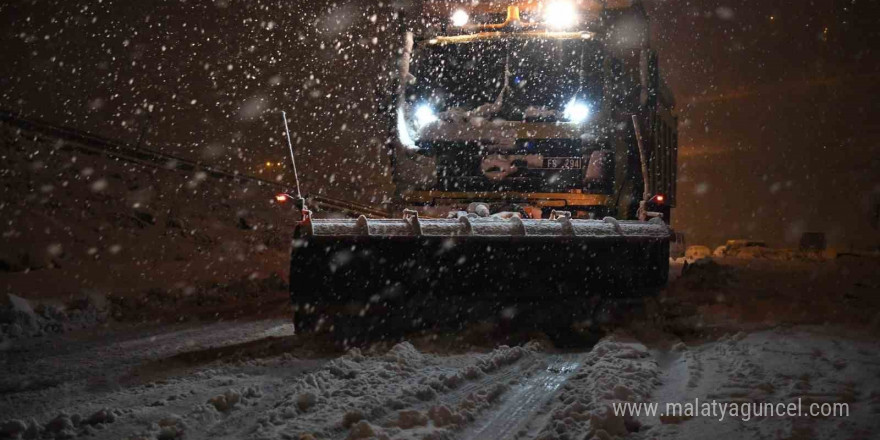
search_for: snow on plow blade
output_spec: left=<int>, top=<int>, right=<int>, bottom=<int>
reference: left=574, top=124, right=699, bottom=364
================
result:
left=290, top=214, right=670, bottom=337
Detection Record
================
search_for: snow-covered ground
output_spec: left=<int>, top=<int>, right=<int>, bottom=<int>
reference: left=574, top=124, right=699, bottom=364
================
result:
left=2, top=314, right=878, bottom=440
left=639, top=328, right=880, bottom=439
left=3, top=248, right=880, bottom=439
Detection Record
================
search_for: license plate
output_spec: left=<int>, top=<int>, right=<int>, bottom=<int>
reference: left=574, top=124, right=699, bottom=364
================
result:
left=542, top=157, right=582, bottom=169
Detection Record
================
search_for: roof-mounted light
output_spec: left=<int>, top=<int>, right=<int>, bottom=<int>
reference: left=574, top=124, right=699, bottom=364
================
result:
left=451, top=9, right=469, bottom=27
left=563, top=99, right=590, bottom=123
left=544, top=1, right=578, bottom=29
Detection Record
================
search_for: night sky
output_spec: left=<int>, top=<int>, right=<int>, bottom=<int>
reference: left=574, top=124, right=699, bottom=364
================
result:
left=1, top=0, right=878, bottom=248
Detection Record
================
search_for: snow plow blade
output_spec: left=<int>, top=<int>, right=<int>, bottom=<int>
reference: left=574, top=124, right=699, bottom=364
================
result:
left=290, top=214, right=669, bottom=339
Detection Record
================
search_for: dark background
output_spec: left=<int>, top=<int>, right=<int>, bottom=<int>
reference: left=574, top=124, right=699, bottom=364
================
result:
left=2, top=0, right=878, bottom=248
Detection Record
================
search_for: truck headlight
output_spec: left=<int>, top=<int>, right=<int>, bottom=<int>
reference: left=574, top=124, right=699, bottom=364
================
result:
left=563, top=99, right=590, bottom=123
left=451, top=9, right=469, bottom=27
left=544, top=1, right=578, bottom=29
left=414, top=104, right=438, bottom=128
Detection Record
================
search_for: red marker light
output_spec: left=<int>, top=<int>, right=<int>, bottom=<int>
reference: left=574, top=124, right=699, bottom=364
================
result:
left=656, top=194, right=665, bottom=203
left=275, top=193, right=289, bottom=203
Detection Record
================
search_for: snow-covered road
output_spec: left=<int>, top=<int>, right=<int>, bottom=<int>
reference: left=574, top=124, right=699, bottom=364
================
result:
left=3, top=251, right=880, bottom=439
left=2, top=318, right=878, bottom=440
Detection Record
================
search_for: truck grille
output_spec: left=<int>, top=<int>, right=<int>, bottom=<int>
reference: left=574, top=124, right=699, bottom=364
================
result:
left=414, top=139, right=610, bottom=192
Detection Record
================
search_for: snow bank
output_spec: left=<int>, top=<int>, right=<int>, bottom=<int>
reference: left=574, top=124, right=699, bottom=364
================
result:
left=0, top=408, right=121, bottom=439
left=675, top=258, right=737, bottom=291
left=684, top=246, right=712, bottom=261
left=714, top=245, right=838, bottom=261
left=0, top=294, right=108, bottom=343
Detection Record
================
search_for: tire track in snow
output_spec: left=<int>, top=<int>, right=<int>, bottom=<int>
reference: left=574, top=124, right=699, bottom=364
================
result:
left=436, top=354, right=542, bottom=407
left=460, top=354, right=585, bottom=440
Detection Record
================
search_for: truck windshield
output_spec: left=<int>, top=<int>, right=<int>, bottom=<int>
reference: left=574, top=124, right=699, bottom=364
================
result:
left=408, top=38, right=603, bottom=117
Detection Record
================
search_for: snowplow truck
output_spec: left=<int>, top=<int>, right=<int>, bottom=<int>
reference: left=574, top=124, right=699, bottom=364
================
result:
left=290, top=0, right=678, bottom=339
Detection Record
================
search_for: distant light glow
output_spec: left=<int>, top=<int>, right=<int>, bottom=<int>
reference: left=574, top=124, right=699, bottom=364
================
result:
left=656, top=194, right=665, bottom=204
left=275, top=193, right=289, bottom=203
left=544, top=2, right=578, bottom=29
left=451, top=9, right=469, bottom=27
left=414, top=104, right=438, bottom=128
left=563, top=99, right=590, bottom=123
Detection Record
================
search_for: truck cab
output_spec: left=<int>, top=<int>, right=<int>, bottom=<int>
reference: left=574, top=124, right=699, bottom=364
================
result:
left=389, top=0, right=677, bottom=222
